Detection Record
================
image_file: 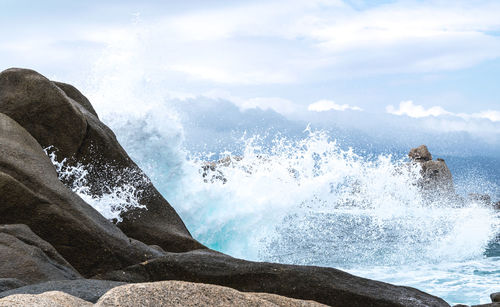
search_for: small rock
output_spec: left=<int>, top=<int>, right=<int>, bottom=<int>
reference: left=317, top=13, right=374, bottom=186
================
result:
left=0, top=291, right=91, bottom=307
left=468, top=194, right=492, bottom=205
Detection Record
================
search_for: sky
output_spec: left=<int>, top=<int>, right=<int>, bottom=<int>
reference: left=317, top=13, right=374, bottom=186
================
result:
left=0, top=0, right=499, bottom=144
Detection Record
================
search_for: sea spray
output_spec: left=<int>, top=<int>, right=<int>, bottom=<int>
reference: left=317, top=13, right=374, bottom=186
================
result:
left=44, top=147, right=145, bottom=222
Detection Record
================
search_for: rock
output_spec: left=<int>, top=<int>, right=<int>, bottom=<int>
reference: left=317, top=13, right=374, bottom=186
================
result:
left=468, top=194, right=492, bottom=205
left=408, top=145, right=456, bottom=202
left=96, top=249, right=449, bottom=307
left=0, top=224, right=81, bottom=284
left=492, top=292, right=500, bottom=302
left=53, top=81, right=98, bottom=118
left=0, top=279, right=26, bottom=293
left=493, top=202, right=500, bottom=210
left=95, top=280, right=326, bottom=307
left=0, top=68, right=204, bottom=253
left=0, top=112, right=163, bottom=277
left=0, top=279, right=126, bottom=303
left=409, top=145, right=433, bottom=162
left=0, top=291, right=91, bottom=307
left=471, top=303, right=500, bottom=307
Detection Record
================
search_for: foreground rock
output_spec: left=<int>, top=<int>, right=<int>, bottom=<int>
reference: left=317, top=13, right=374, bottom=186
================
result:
left=0, top=291, right=91, bottom=307
left=0, top=113, right=163, bottom=277
left=0, top=224, right=81, bottom=284
left=0, top=279, right=126, bottom=303
left=97, top=249, right=449, bottom=307
left=95, top=280, right=326, bottom=307
left=0, top=68, right=204, bottom=253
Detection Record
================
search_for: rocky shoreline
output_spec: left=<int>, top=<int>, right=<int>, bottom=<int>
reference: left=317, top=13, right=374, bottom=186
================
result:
left=0, top=68, right=497, bottom=306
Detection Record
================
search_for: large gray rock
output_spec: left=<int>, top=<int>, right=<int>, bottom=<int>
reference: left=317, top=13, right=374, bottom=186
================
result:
left=0, top=112, right=163, bottom=277
left=0, top=279, right=26, bottom=293
left=96, top=249, right=449, bottom=307
left=0, top=291, right=91, bottom=307
left=0, top=279, right=126, bottom=303
left=0, top=68, right=204, bottom=253
left=0, top=224, right=81, bottom=284
left=95, top=280, right=326, bottom=307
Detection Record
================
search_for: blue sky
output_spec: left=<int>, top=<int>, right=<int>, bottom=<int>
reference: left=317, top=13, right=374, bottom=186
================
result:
left=1, top=0, right=499, bottom=135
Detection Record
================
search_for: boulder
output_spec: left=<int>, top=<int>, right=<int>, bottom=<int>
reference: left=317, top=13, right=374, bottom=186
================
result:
left=0, top=112, right=163, bottom=277
left=95, top=280, right=326, bottom=307
left=468, top=194, right=492, bottom=205
left=0, top=68, right=204, bottom=253
left=0, top=279, right=126, bottom=303
left=0, top=279, right=26, bottom=293
left=96, top=249, right=449, bottom=307
left=409, top=145, right=433, bottom=162
left=53, top=81, right=98, bottom=118
left=0, top=291, right=91, bottom=307
left=408, top=145, right=456, bottom=202
left=0, top=224, right=81, bottom=284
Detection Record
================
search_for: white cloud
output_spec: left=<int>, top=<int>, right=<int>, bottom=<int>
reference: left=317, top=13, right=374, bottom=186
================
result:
left=308, top=99, right=362, bottom=112
left=386, top=100, right=450, bottom=118
left=386, top=100, right=500, bottom=122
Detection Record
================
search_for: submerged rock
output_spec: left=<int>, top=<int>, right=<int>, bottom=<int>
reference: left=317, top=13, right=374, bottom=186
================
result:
left=0, top=68, right=204, bottom=253
left=96, top=249, right=450, bottom=307
left=0, top=224, right=81, bottom=284
left=95, top=280, right=326, bottom=307
left=0, top=279, right=126, bottom=303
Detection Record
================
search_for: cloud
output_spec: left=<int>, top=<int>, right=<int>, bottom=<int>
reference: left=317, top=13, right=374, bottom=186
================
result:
left=308, top=99, right=362, bottom=112
left=386, top=100, right=450, bottom=118
left=386, top=100, right=500, bottom=122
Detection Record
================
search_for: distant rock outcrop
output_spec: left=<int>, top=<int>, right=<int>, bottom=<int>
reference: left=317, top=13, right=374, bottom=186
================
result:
left=408, top=145, right=456, bottom=203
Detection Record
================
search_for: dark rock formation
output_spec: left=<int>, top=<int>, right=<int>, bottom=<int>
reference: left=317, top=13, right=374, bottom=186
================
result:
left=468, top=194, right=492, bottom=205
left=0, top=224, right=81, bottom=284
left=0, top=279, right=26, bottom=293
left=96, top=249, right=449, bottom=307
left=0, top=68, right=204, bottom=253
left=0, top=279, right=126, bottom=303
left=492, top=292, right=500, bottom=302
left=0, top=112, right=163, bottom=277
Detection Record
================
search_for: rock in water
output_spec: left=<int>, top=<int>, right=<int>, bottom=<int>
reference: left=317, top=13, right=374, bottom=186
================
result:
left=408, top=145, right=456, bottom=202
left=492, top=292, right=500, bottom=302
left=0, top=112, right=163, bottom=277
left=0, top=291, right=91, bottom=307
left=409, top=145, right=433, bottom=162
left=0, top=68, right=204, bottom=253
left=96, top=249, right=450, bottom=307
left=0, top=224, right=81, bottom=284
left=0, top=279, right=126, bottom=303
left=95, top=280, right=326, bottom=307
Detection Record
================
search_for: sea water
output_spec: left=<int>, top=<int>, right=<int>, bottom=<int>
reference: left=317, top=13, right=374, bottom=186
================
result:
left=53, top=114, right=500, bottom=305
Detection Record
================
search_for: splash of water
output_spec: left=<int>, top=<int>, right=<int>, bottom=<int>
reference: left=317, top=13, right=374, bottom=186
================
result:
left=44, top=147, right=145, bottom=222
